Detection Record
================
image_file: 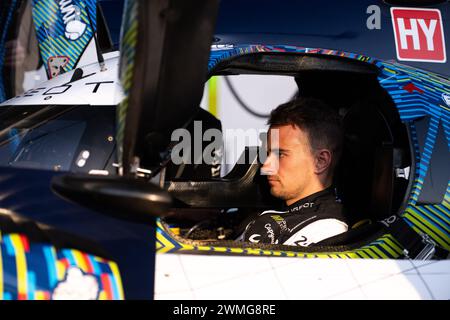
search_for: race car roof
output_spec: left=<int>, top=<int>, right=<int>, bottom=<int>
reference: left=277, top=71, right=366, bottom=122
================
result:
left=99, top=0, right=450, bottom=76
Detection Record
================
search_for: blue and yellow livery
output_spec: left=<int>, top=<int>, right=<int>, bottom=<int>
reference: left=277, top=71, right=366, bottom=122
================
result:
left=0, top=230, right=123, bottom=300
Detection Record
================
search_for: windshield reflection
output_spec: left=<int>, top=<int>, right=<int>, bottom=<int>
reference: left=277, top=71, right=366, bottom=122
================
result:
left=0, top=104, right=116, bottom=173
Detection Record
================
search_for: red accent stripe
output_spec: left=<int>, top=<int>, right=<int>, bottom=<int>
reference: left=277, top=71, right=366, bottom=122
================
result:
left=19, top=235, right=30, bottom=252
left=60, top=258, right=70, bottom=268
left=101, top=274, right=113, bottom=300
left=403, top=83, right=424, bottom=94
left=18, top=293, right=27, bottom=300
left=81, top=253, right=94, bottom=273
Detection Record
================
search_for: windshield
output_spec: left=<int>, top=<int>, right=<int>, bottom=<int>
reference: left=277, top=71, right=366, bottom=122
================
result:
left=0, top=105, right=116, bottom=173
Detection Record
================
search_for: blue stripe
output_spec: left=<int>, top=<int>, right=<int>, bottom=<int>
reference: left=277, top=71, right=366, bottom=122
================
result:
left=43, top=246, right=58, bottom=287
left=406, top=210, right=450, bottom=245
left=62, top=250, right=76, bottom=266
left=27, top=271, right=36, bottom=300
left=409, top=206, right=450, bottom=236
left=3, top=292, right=13, bottom=300
left=90, top=256, right=101, bottom=275
left=424, top=205, right=450, bottom=229
left=2, top=239, right=18, bottom=298
left=109, top=274, right=120, bottom=300
left=4, top=236, right=15, bottom=256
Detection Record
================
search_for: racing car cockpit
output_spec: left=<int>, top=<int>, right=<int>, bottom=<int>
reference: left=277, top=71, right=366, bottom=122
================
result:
left=158, top=52, right=412, bottom=250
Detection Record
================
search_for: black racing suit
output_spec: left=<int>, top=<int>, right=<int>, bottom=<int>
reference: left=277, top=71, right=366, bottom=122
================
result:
left=241, top=187, right=349, bottom=246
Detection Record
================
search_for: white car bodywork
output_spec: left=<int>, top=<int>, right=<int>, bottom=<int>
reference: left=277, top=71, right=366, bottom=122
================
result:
left=155, top=254, right=450, bottom=300
left=1, top=51, right=123, bottom=107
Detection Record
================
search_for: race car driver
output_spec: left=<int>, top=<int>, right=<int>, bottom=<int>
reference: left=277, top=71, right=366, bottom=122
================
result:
left=240, top=97, right=349, bottom=246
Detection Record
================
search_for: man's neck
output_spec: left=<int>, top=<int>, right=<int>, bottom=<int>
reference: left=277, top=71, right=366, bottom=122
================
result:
left=285, top=180, right=332, bottom=206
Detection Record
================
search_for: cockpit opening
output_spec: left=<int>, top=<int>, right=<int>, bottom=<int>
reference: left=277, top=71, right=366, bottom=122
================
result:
left=161, top=54, right=412, bottom=251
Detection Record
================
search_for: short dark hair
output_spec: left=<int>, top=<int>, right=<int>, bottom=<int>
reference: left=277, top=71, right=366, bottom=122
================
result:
left=268, top=97, right=343, bottom=170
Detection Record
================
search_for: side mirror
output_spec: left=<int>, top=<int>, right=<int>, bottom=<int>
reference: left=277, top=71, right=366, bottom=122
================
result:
left=51, top=174, right=172, bottom=225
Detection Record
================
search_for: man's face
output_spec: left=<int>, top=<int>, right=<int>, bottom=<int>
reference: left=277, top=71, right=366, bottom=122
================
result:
left=261, top=124, right=316, bottom=205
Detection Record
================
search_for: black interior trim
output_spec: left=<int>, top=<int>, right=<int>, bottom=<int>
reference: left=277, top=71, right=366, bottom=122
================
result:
left=209, top=52, right=379, bottom=78
left=166, top=146, right=278, bottom=208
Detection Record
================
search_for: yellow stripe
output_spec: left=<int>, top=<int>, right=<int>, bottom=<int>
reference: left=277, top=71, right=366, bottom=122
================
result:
left=179, top=243, right=195, bottom=251
left=56, top=261, right=66, bottom=281
left=156, top=233, right=176, bottom=253
left=383, top=67, right=396, bottom=74
left=412, top=206, right=449, bottom=240
left=345, top=252, right=361, bottom=258
left=197, top=246, right=213, bottom=252
left=412, top=224, right=450, bottom=251
left=109, top=262, right=125, bottom=300
left=10, top=235, right=27, bottom=298
left=355, top=250, right=372, bottom=259
left=271, top=251, right=283, bottom=257
left=157, top=246, right=173, bottom=254
left=99, top=291, right=107, bottom=300
left=404, top=212, right=449, bottom=248
left=208, top=77, right=219, bottom=118
left=285, top=252, right=296, bottom=257
left=387, top=240, right=403, bottom=255
left=434, top=205, right=450, bottom=219
left=71, top=251, right=88, bottom=273
left=424, top=205, right=448, bottom=219
left=371, top=246, right=389, bottom=259
left=94, top=256, right=107, bottom=263
left=35, top=291, right=47, bottom=300
left=230, top=247, right=244, bottom=254
left=261, top=250, right=276, bottom=256
left=123, top=21, right=138, bottom=47
left=381, top=239, right=402, bottom=257
left=156, top=232, right=174, bottom=247
left=246, top=248, right=262, bottom=255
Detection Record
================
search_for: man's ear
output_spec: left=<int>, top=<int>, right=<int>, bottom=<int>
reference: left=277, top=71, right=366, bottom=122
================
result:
left=314, top=149, right=332, bottom=175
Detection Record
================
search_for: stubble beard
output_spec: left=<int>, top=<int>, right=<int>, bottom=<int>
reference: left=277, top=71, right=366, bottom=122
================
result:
left=270, top=185, right=296, bottom=203
left=270, top=182, right=305, bottom=205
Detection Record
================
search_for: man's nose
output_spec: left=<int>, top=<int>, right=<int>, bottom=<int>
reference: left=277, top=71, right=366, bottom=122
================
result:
left=261, top=153, right=277, bottom=175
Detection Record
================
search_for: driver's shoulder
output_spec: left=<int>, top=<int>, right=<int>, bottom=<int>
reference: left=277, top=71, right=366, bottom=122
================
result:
left=283, top=218, right=348, bottom=246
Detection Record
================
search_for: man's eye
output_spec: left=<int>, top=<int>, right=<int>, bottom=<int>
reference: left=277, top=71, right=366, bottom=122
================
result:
left=267, top=151, right=283, bottom=158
